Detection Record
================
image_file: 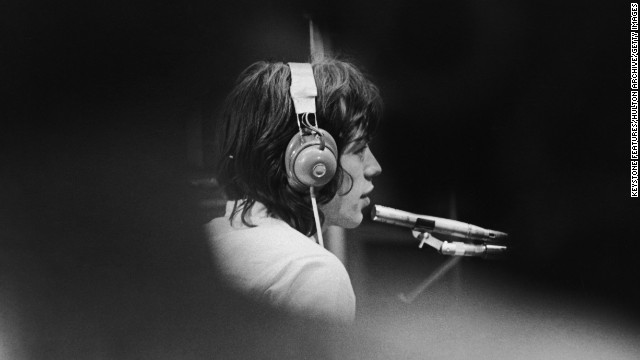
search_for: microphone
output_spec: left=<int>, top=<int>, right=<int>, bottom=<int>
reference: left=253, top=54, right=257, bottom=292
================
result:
left=371, top=205, right=508, bottom=242
left=370, top=205, right=508, bottom=258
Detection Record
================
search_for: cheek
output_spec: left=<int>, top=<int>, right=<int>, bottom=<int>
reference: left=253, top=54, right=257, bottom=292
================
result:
left=340, top=191, right=364, bottom=225
left=319, top=155, right=366, bottom=227
left=319, top=191, right=363, bottom=228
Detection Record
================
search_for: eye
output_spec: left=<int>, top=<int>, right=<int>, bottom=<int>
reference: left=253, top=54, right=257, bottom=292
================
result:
left=354, top=144, right=368, bottom=158
left=345, top=140, right=368, bottom=158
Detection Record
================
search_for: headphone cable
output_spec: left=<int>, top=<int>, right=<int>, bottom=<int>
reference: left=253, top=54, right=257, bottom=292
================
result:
left=309, top=186, right=325, bottom=248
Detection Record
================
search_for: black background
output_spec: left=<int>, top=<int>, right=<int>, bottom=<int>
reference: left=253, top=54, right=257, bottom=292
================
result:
left=2, top=0, right=638, bottom=358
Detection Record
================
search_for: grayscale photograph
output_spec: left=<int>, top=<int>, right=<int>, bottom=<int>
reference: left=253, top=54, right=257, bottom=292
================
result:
left=2, top=1, right=638, bottom=359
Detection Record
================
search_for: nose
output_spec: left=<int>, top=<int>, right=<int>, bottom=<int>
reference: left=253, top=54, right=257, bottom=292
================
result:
left=364, top=148, right=382, bottom=180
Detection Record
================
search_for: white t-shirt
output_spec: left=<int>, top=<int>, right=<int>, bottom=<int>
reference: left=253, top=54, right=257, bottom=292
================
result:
left=205, top=201, right=356, bottom=324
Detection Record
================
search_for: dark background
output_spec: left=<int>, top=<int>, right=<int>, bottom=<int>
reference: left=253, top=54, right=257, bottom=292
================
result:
left=2, top=0, right=639, bottom=358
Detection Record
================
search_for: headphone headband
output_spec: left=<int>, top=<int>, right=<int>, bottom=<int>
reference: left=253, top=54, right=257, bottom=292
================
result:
left=288, top=63, right=317, bottom=115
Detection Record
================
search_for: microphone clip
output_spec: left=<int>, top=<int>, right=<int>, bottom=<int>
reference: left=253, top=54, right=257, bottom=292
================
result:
left=412, top=230, right=507, bottom=259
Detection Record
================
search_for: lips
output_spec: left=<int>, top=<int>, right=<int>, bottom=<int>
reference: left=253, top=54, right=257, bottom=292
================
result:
left=362, top=197, right=371, bottom=207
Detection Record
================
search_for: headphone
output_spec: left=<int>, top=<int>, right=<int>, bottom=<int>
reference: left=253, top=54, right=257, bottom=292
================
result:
left=285, top=63, right=338, bottom=192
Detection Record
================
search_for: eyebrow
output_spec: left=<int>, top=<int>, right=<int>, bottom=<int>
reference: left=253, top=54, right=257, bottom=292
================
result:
left=344, top=139, right=367, bottom=152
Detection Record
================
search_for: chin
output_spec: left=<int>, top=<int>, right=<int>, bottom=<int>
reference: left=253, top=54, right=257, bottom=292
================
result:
left=341, top=213, right=363, bottom=229
left=320, top=202, right=365, bottom=229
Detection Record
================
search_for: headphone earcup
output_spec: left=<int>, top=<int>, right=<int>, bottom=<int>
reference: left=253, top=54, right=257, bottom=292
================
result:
left=285, top=129, right=338, bottom=191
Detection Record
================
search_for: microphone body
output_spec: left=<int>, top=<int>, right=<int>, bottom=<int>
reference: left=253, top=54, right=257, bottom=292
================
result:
left=371, top=205, right=508, bottom=243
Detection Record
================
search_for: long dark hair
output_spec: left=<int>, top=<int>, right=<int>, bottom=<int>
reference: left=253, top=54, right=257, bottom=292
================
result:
left=215, top=58, right=382, bottom=235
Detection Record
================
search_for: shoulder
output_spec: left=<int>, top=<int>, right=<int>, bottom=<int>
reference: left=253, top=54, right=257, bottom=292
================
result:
left=204, top=214, right=315, bottom=255
left=205, top=215, right=335, bottom=276
left=203, top=214, right=329, bottom=289
left=204, top=216, right=355, bottom=323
